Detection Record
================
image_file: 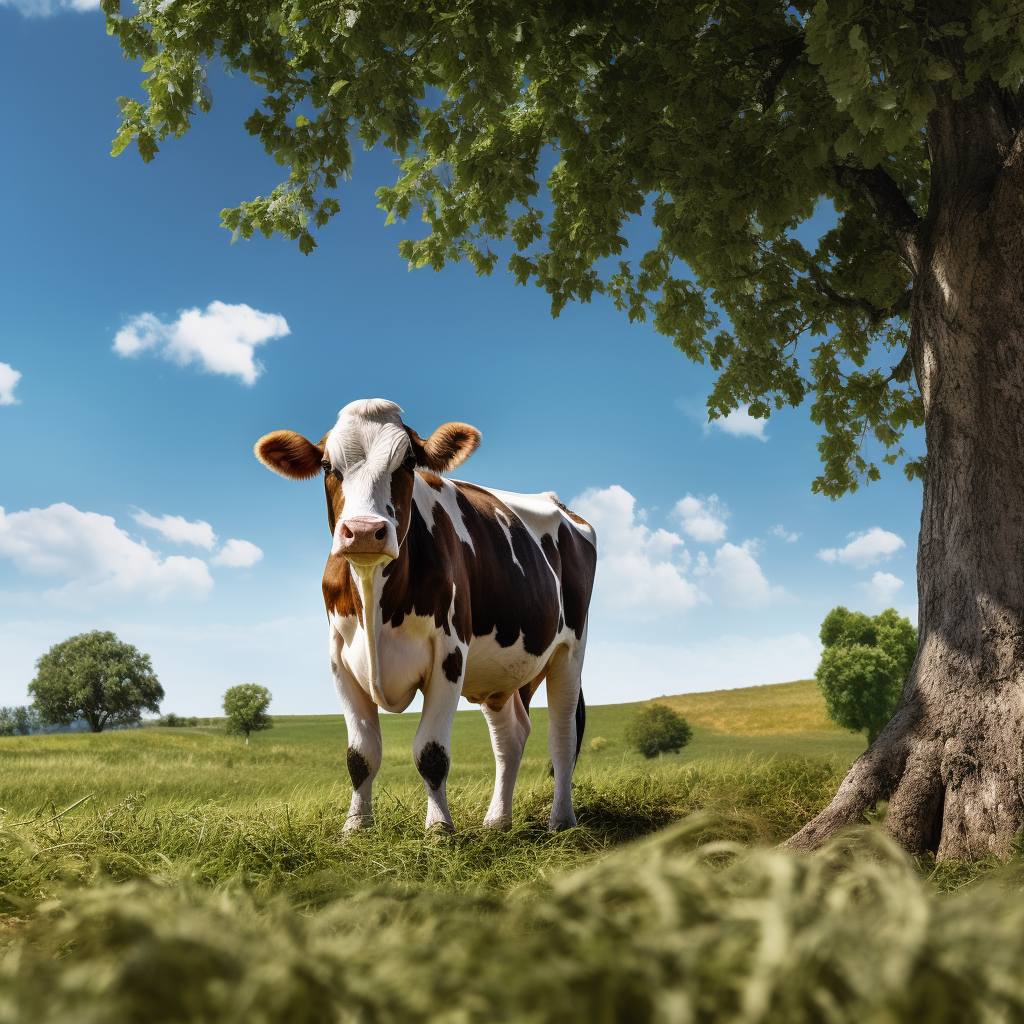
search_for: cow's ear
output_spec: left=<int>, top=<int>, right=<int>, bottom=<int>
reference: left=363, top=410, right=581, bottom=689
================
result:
left=405, top=422, right=481, bottom=474
left=254, top=430, right=324, bottom=480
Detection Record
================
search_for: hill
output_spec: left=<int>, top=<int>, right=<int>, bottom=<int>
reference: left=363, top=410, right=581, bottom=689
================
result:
left=653, top=679, right=841, bottom=735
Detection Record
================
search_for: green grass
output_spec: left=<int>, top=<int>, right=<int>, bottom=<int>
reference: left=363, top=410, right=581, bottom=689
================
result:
left=0, top=690, right=866, bottom=819
left=0, top=683, right=865, bottom=907
left=2, top=682, right=1021, bottom=1023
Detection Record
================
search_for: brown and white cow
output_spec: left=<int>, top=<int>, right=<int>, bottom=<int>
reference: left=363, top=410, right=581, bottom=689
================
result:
left=255, top=399, right=597, bottom=831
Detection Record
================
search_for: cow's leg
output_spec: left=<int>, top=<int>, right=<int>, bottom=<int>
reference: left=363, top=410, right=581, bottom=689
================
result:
left=331, top=631, right=382, bottom=830
left=545, top=641, right=584, bottom=831
left=481, top=689, right=532, bottom=829
left=412, top=643, right=466, bottom=830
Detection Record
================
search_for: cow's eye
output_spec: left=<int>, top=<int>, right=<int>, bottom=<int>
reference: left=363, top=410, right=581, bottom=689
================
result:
left=386, top=505, right=395, bottom=518
left=403, top=454, right=416, bottom=471
left=321, top=459, right=331, bottom=472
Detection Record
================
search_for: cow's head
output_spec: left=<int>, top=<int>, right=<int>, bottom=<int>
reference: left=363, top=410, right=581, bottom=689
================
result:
left=254, top=399, right=480, bottom=569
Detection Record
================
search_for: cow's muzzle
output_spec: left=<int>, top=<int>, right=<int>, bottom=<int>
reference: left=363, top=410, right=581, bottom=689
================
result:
left=336, top=516, right=397, bottom=566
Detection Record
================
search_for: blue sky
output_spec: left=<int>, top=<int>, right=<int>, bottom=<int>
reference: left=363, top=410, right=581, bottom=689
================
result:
left=0, top=2, right=923, bottom=715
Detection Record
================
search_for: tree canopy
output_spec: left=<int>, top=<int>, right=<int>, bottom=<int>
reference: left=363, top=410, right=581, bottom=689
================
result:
left=103, top=0, right=1022, bottom=495
left=222, top=684, right=274, bottom=744
left=29, top=631, right=164, bottom=733
left=815, top=606, right=917, bottom=743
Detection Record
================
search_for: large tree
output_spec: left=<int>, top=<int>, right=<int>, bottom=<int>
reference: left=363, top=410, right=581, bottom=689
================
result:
left=103, top=1, right=1023, bottom=859
left=30, top=631, right=164, bottom=733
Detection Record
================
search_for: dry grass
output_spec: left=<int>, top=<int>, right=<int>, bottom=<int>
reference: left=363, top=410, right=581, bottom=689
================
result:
left=655, top=679, right=843, bottom=735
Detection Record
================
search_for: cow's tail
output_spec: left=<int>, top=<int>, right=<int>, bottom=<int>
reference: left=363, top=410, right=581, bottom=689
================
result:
left=517, top=684, right=586, bottom=770
left=573, top=689, right=586, bottom=767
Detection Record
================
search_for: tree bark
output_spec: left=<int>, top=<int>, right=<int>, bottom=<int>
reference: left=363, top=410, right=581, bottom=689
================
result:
left=790, top=82, right=1024, bottom=860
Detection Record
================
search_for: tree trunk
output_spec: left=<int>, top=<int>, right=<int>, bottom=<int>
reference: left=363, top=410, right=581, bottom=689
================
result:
left=790, top=83, right=1024, bottom=860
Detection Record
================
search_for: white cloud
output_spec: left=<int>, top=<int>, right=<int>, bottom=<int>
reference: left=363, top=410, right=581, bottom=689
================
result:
left=707, top=404, right=768, bottom=441
left=818, top=527, right=906, bottom=569
left=0, top=503, right=212, bottom=605
left=673, top=494, right=729, bottom=543
left=694, top=540, right=784, bottom=610
left=132, top=509, right=218, bottom=550
left=860, top=571, right=905, bottom=607
left=211, top=539, right=264, bottom=568
left=769, top=524, right=800, bottom=543
left=113, top=301, right=290, bottom=385
left=0, top=0, right=99, bottom=14
left=0, top=363, right=22, bottom=405
left=571, top=485, right=700, bottom=620
left=580, top=634, right=821, bottom=706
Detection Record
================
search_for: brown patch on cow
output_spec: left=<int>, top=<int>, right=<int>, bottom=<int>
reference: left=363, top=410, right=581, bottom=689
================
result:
left=416, top=741, right=450, bottom=791
left=541, top=533, right=561, bottom=578
left=347, top=748, right=370, bottom=790
left=389, top=465, right=415, bottom=545
left=555, top=521, right=597, bottom=640
left=552, top=496, right=591, bottom=528
left=418, top=470, right=445, bottom=491
left=323, top=554, right=362, bottom=625
left=324, top=471, right=346, bottom=536
left=441, top=648, right=463, bottom=683
left=255, top=430, right=324, bottom=480
left=405, top=423, right=480, bottom=474
left=454, top=482, right=559, bottom=655
left=380, top=498, right=472, bottom=643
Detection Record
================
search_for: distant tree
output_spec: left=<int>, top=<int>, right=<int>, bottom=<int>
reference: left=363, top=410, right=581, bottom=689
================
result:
left=29, top=632, right=163, bottom=734
left=625, top=704, right=693, bottom=760
left=816, top=607, right=918, bottom=744
left=222, top=685, right=273, bottom=745
left=0, top=706, right=38, bottom=737
left=158, top=713, right=199, bottom=728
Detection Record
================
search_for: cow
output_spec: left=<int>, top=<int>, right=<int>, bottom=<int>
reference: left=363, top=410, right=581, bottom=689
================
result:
left=254, top=399, right=597, bottom=831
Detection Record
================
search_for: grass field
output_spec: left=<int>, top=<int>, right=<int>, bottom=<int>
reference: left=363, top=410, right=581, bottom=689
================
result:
left=0, top=680, right=866, bottom=906
left=5, top=681, right=1023, bottom=1024
left=0, top=679, right=864, bottom=817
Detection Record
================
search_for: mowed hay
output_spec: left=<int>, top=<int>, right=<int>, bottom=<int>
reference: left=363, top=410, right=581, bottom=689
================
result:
left=5, top=823, right=1024, bottom=1024
left=656, top=679, right=842, bottom=735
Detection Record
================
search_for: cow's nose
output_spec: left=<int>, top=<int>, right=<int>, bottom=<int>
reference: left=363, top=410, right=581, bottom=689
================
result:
left=338, top=516, right=391, bottom=554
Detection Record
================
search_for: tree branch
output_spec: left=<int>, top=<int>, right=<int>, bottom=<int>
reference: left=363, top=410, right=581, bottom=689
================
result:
left=832, top=164, right=922, bottom=273
left=888, top=347, right=915, bottom=384
left=758, top=35, right=804, bottom=110
left=808, top=262, right=913, bottom=327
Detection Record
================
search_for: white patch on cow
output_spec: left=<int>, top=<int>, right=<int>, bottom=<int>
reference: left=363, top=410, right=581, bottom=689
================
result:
left=462, top=627, right=567, bottom=705
left=335, top=608, right=435, bottom=713
left=472, top=485, right=564, bottom=544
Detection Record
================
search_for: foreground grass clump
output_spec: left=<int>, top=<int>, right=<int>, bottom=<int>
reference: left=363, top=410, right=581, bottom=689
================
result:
left=5, top=822, right=1024, bottom=1024
left=0, top=757, right=844, bottom=907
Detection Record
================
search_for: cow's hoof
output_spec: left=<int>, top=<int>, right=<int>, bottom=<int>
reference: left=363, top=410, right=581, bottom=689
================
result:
left=425, top=818, right=454, bottom=834
left=548, top=816, right=578, bottom=832
left=482, top=814, right=513, bottom=831
left=343, top=814, right=374, bottom=832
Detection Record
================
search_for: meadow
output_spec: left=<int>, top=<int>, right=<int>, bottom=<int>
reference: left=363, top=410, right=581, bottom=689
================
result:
left=0, top=681, right=864, bottom=905
left=2, top=682, right=1022, bottom=1023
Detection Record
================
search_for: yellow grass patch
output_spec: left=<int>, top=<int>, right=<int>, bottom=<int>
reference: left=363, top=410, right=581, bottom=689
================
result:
left=654, top=679, right=845, bottom=735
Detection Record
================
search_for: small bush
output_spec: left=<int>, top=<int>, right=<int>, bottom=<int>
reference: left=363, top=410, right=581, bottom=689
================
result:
left=588, top=736, right=608, bottom=753
left=625, top=703, right=693, bottom=759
